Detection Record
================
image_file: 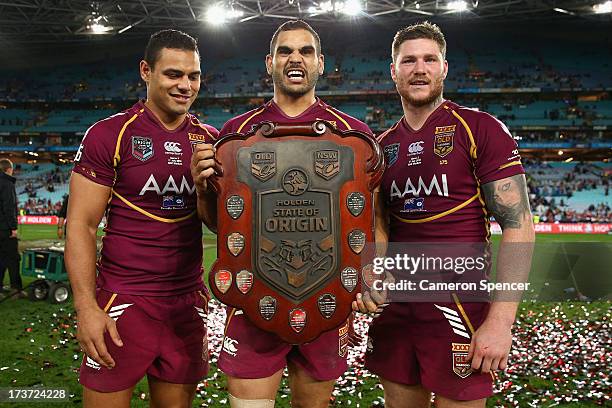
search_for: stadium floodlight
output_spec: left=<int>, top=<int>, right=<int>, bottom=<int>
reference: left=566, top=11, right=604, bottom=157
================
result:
left=90, top=22, right=112, bottom=34
left=447, top=0, right=468, bottom=12
left=206, top=4, right=243, bottom=25
left=319, top=1, right=334, bottom=12
left=86, top=15, right=112, bottom=34
left=341, top=0, right=363, bottom=15
left=593, top=1, right=612, bottom=13
left=206, top=4, right=227, bottom=25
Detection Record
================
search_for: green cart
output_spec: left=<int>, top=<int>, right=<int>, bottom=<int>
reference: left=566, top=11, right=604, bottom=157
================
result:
left=20, top=248, right=71, bottom=304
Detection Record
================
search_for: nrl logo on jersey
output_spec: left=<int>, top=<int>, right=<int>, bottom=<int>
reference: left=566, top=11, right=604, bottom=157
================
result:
left=434, top=125, right=455, bottom=158
left=132, top=136, right=154, bottom=161
left=384, top=143, right=400, bottom=166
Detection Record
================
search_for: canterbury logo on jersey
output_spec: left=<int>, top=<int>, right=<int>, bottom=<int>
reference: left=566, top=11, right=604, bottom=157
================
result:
left=139, top=174, right=195, bottom=196
left=390, top=174, right=449, bottom=200
left=107, top=303, right=133, bottom=321
left=164, top=141, right=182, bottom=154
left=408, top=141, right=424, bottom=154
left=434, top=304, right=470, bottom=339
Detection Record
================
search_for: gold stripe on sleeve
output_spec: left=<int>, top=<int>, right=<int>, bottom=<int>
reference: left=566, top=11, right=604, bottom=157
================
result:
left=324, top=108, right=352, bottom=130
left=499, top=160, right=522, bottom=170
left=113, top=110, right=143, bottom=167
left=237, top=108, right=265, bottom=133
left=449, top=109, right=477, bottom=161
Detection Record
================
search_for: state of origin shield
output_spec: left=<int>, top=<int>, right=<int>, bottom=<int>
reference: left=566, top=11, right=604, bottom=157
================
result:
left=209, top=121, right=384, bottom=344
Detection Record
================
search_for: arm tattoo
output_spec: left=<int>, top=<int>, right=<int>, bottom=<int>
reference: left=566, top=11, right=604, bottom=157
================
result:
left=482, top=174, right=531, bottom=229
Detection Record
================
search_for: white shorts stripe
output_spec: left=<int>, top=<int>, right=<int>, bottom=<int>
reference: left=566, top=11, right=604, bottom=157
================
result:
left=434, top=304, right=459, bottom=316
left=448, top=319, right=467, bottom=331
left=443, top=312, right=463, bottom=323
left=109, top=303, right=134, bottom=312
left=452, top=328, right=471, bottom=339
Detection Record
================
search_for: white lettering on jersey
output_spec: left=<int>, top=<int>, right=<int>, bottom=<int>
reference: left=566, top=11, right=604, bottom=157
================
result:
left=139, top=174, right=195, bottom=196
left=390, top=174, right=449, bottom=199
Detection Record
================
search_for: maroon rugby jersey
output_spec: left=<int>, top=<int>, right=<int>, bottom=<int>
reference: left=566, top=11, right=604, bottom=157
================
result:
left=220, top=98, right=372, bottom=136
left=73, top=101, right=218, bottom=295
left=378, top=100, right=524, bottom=242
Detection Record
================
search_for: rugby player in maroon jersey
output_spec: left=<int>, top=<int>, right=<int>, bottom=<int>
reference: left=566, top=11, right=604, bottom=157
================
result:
left=66, top=30, right=218, bottom=408
left=192, top=20, right=373, bottom=408
left=353, top=22, right=535, bottom=407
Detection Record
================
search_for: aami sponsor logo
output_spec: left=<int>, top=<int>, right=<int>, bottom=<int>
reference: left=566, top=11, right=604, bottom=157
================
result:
left=139, top=174, right=195, bottom=196
left=390, top=174, right=449, bottom=199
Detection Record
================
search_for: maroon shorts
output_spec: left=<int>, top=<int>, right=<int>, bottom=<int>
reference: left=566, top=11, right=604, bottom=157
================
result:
left=365, top=301, right=494, bottom=401
left=217, top=308, right=349, bottom=381
left=79, top=289, right=209, bottom=392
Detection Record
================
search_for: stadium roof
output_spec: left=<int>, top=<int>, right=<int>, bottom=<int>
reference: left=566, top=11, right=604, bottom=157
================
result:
left=0, top=0, right=610, bottom=45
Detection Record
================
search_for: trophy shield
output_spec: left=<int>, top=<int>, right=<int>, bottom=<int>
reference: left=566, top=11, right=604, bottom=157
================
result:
left=209, top=121, right=384, bottom=344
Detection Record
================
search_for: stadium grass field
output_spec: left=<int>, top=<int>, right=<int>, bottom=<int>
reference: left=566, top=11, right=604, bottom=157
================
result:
left=0, top=225, right=609, bottom=407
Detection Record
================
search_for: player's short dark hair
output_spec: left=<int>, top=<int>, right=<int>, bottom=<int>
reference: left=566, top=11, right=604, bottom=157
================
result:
left=269, top=20, right=321, bottom=56
left=392, top=21, right=446, bottom=62
left=144, top=29, right=199, bottom=69
left=0, top=158, right=13, bottom=173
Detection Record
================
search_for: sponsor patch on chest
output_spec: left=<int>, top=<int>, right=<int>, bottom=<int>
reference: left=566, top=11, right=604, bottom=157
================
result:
left=161, top=195, right=185, bottom=209
left=401, top=197, right=425, bottom=212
